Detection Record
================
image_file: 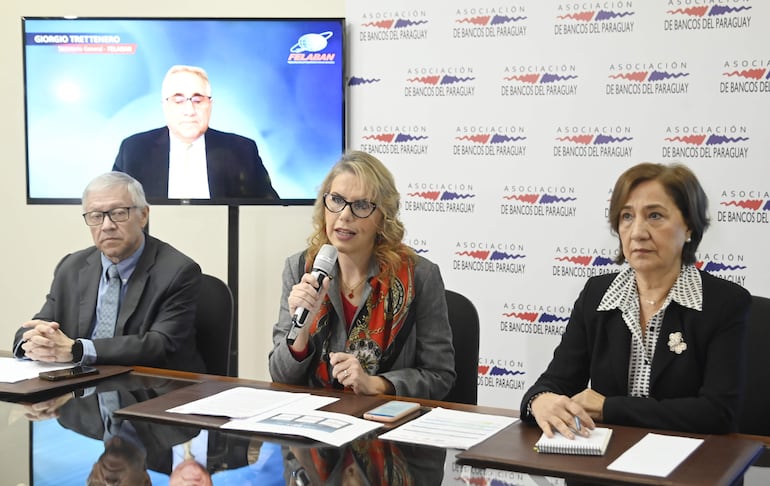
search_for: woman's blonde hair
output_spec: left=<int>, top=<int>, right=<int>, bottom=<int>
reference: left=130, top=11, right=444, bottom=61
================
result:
left=306, top=151, right=415, bottom=281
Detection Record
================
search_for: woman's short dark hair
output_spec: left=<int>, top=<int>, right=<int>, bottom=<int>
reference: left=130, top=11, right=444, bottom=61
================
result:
left=608, top=162, right=709, bottom=265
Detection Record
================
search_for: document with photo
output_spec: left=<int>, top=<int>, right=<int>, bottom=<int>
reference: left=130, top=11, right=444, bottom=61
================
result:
left=223, top=408, right=382, bottom=447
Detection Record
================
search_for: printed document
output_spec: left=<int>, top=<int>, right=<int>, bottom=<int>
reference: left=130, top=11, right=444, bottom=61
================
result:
left=0, top=357, right=73, bottom=383
left=607, top=433, right=703, bottom=477
left=167, top=386, right=337, bottom=419
left=379, top=407, right=517, bottom=449
left=223, top=408, right=383, bottom=447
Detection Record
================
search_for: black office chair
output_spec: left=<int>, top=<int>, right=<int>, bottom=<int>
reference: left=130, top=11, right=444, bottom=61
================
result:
left=443, top=289, right=480, bottom=405
left=737, top=295, right=770, bottom=467
left=194, top=274, right=235, bottom=377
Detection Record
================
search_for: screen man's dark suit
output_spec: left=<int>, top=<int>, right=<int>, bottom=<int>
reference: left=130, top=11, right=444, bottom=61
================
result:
left=113, top=127, right=279, bottom=200
left=520, top=269, right=750, bottom=434
left=13, top=235, right=206, bottom=372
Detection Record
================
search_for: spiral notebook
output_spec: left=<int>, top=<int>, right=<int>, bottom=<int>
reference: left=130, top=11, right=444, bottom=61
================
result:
left=534, top=427, right=613, bottom=456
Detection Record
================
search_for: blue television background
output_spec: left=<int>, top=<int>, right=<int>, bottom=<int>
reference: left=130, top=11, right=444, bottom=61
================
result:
left=32, top=419, right=286, bottom=485
left=23, top=17, right=345, bottom=203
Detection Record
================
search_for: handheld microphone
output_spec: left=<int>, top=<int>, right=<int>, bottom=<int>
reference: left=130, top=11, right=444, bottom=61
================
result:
left=287, top=244, right=338, bottom=345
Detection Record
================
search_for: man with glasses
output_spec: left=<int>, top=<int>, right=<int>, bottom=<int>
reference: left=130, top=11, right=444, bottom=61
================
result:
left=13, top=172, right=206, bottom=372
left=113, top=64, right=279, bottom=201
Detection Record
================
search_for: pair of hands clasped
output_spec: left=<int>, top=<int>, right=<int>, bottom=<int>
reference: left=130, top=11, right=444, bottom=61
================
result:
left=288, top=272, right=391, bottom=396
left=20, top=319, right=76, bottom=363
left=531, top=388, right=604, bottom=439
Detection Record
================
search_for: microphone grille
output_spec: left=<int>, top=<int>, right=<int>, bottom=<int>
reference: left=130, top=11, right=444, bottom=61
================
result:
left=314, top=244, right=338, bottom=274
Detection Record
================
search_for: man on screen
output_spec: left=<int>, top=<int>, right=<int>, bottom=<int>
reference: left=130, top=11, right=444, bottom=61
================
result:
left=113, top=65, right=279, bottom=201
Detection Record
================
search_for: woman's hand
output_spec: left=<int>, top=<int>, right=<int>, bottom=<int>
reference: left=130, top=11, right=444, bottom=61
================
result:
left=531, top=392, right=595, bottom=439
left=329, top=352, right=394, bottom=396
left=288, top=273, right=330, bottom=318
left=571, top=388, right=605, bottom=421
left=286, top=273, right=330, bottom=351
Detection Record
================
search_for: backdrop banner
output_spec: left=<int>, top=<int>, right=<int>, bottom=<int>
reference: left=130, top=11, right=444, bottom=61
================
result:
left=346, top=1, right=768, bottom=408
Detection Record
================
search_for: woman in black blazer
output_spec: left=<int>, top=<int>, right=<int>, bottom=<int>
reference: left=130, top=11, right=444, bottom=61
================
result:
left=521, top=162, right=750, bottom=437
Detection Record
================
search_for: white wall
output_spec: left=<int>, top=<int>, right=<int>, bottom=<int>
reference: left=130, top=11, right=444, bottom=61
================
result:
left=0, top=0, right=344, bottom=383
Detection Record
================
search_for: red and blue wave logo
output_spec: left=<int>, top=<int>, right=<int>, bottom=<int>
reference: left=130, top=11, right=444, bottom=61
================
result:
left=554, top=255, right=615, bottom=267
left=406, top=242, right=430, bottom=255
left=694, top=253, right=748, bottom=285
left=362, top=132, right=428, bottom=143
left=455, top=133, right=526, bottom=144
left=556, top=134, right=632, bottom=145
left=478, top=364, right=524, bottom=377
left=664, top=133, right=749, bottom=146
left=361, top=18, right=429, bottom=29
left=667, top=5, right=752, bottom=17
left=557, top=8, right=634, bottom=22
left=348, top=76, right=381, bottom=86
left=502, top=310, right=569, bottom=324
left=503, top=192, right=576, bottom=205
left=451, top=474, right=524, bottom=486
left=407, top=74, right=475, bottom=86
left=720, top=197, right=770, bottom=212
left=695, top=260, right=747, bottom=272
left=455, top=249, right=525, bottom=262
left=408, top=189, right=475, bottom=202
left=608, top=68, right=689, bottom=83
left=456, top=13, right=527, bottom=26
left=503, top=72, right=577, bottom=84
left=722, top=67, right=770, bottom=81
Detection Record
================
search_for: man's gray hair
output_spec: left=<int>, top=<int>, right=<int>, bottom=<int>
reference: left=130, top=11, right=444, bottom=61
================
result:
left=161, top=65, right=211, bottom=99
left=82, top=172, right=148, bottom=210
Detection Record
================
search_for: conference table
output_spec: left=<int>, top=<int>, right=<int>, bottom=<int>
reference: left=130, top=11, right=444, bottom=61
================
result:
left=0, top=364, right=767, bottom=485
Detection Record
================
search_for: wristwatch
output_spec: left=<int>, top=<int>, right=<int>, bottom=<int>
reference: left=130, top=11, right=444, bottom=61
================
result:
left=71, top=340, right=84, bottom=363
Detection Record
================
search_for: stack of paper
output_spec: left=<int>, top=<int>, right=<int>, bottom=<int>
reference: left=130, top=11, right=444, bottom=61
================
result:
left=379, top=407, right=517, bottom=450
left=0, top=357, right=74, bottom=383
left=607, top=433, right=703, bottom=477
left=166, top=386, right=381, bottom=447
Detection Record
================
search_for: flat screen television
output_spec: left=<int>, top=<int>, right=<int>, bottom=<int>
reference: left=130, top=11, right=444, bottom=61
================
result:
left=22, top=17, right=346, bottom=205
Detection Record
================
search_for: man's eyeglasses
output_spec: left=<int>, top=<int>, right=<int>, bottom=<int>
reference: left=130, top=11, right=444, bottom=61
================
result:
left=82, top=207, right=138, bottom=226
left=165, top=94, right=211, bottom=106
left=323, top=193, right=377, bottom=218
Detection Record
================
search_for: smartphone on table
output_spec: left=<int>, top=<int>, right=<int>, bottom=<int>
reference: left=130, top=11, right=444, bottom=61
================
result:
left=39, top=365, right=99, bottom=381
left=363, top=400, right=421, bottom=423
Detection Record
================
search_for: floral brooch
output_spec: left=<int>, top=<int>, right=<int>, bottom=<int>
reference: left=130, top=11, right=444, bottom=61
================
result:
left=668, top=332, right=687, bottom=355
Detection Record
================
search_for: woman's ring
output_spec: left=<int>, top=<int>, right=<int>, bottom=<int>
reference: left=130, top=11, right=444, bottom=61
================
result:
left=344, top=369, right=349, bottom=378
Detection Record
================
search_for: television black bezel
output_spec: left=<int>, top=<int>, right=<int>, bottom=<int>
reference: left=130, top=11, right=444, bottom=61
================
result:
left=21, top=16, right=347, bottom=206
